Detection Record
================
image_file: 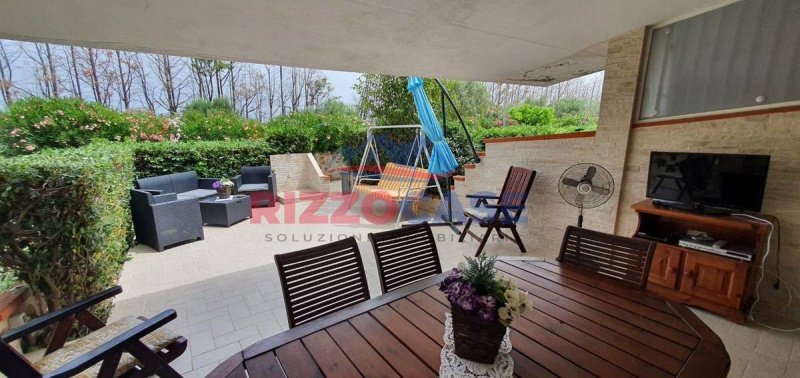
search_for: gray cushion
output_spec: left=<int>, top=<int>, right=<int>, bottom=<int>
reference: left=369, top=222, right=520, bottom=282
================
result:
left=241, top=166, right=270, bottom=185
left=465, top=208, right=498, bottom=223
left=177, top=189, right=217, bottom=200
left=238, top=183, right=270, bottom=192
left=136, top=175, right=175, bottom=194
left=171, top=171, right=199, bottom=194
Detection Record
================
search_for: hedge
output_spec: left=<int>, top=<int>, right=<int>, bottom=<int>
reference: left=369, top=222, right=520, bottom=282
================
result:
left=0, top=97, right=132, bottom=156
left=0, top=142, right=134, bottom=322
left=132, top=140, right=278, bottom=178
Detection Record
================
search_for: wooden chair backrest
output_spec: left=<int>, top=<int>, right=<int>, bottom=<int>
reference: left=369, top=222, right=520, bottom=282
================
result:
left=369, top=222, right=442, bottom=294
left=377, top=163, right=431, bottom=199
left=274, top=237, right=370, bottom=328
left=498, top=166, right=536, bottom=220
left=557, top=226, right=655, bottom=288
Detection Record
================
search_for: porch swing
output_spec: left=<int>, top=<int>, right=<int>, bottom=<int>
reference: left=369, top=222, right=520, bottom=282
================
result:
left=348, top=77, right=481, bottom=228
left=348, top=124, right=447, bottom=226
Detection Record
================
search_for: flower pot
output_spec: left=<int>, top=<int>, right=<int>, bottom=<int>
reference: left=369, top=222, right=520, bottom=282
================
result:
left=451, top=306, right=507, bottom=364
left=217, top=186, right=232, bottom=199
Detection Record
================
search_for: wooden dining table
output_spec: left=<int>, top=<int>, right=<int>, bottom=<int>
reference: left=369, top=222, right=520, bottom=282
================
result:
left=209, top=257, right=730, bottom=377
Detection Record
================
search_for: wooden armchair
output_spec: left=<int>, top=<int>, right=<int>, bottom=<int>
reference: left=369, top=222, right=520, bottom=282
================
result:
left=0, top=286, right=187, bottom=378
left=557, top=226, right=656, bottom=288
left=458, top=166, right=536, bottom=256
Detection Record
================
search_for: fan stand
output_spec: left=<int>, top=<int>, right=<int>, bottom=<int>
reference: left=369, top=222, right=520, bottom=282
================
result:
left=577, top=205, right=584, bottom=228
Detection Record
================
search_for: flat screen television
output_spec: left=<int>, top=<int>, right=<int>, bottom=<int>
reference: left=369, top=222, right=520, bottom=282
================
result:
left=646, top=152, right=770, bottom=213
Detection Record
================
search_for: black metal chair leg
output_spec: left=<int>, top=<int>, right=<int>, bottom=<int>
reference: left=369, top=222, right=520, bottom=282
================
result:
left=509, top=226, right=526, bottom=253
left=458, top=218, right=473, bottom=242
left=475, top=226, right=494, bottom=257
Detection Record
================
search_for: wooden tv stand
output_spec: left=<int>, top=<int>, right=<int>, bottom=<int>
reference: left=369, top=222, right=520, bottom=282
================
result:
left=632, top=199, right=769, bottom=323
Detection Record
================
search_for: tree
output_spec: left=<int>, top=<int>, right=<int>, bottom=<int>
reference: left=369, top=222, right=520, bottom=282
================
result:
left=0, top=40, right=18, bottom=106
left=114, top=50, right=134, bottom=109
left=354, top=74, right=491, bottom=126
left=190, top=58, right=232, bottom=101
left=23, top=43, right=60, bottom=98
left=131, top=53, right=156, bottom=112
left=151, top=54, right=190, bottom=113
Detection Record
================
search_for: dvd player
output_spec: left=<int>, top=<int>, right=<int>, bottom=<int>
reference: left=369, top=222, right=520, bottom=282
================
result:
left=677, top=237, right=753, bottom=261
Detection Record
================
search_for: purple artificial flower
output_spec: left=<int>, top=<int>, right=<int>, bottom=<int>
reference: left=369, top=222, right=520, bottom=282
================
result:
left=439, top=268, right=463, bottom=291
left=475, top=295, right=498, bottom=322
left=212, top=181, right=222, bottom=190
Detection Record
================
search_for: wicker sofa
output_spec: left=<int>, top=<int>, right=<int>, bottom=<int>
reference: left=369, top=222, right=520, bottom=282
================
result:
left=130, top=171, right=217, bottom=251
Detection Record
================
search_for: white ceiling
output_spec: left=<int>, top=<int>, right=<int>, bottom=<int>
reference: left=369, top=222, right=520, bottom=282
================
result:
left=0, top=0, right=727, bottom=84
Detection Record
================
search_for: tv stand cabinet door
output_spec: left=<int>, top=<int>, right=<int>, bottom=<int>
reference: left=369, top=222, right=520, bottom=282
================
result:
left=680, top=251, right=747, bottom=308
left=648, top=244, right=682, bottom=289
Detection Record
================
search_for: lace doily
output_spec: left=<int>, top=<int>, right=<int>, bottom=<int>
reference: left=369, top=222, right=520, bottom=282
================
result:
left=439, top=313, right=514, bottom=377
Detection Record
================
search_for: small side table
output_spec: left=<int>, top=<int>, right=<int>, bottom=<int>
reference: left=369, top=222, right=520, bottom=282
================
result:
left=439, top=313, right=513, bottom=378
left=199, top=195, right=251, bottom=227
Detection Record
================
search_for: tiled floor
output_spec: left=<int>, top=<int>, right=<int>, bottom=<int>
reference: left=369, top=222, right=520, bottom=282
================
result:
left=110, top=190, right=800, bottom=377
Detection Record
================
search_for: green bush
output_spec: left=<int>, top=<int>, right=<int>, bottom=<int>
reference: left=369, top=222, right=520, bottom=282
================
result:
left=0, top=97, right=131, bottom=156
left=133, top=140, right=277, bottom=178
left=181, top=109, right=265, bottom=141
left=0, top=267, right=17, bottom=292
left=0, top=142, right=134, bottom=321
left=264, top=111, right=368, bottom=153
left=127, top=111, right=181, bottom=142
left=183, top=98, right=235, bottom=114
left=506, top=103, right=555, bottom=126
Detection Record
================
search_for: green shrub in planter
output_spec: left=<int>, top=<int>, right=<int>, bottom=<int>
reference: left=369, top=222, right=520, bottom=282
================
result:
left=133, top=140, right=277, bottom=178
left=0, top=142, right=134, bottom=321
left=0, top=97, right=131, bottom=156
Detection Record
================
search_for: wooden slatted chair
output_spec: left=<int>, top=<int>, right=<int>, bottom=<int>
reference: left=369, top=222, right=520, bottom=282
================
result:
left=0, top=286, right=186, bottom=378
left=352, top=163, right=431, bottom=213
left=369, top=222, right=443, bottom=294
left=458, top=166, right=536, bottom=257
left=557, top=226, right=656, bottom=288
left=274, top=237, right=370, bottom=328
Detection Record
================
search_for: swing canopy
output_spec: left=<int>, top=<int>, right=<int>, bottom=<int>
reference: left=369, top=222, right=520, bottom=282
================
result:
left=407, top=77, right=459, bottom=175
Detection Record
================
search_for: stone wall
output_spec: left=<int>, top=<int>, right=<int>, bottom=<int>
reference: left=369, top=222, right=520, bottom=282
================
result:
left=456, top=27, right=800, bottom=320
left=456, top=28, right=647, bottom=258
left=617, top=115, right=800, bottom=319
left=270, top=153, right=328, bottom=193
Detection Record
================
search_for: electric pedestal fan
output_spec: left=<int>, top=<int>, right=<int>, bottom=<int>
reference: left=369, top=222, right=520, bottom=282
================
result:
left=558, top=163, right=615, bottom=227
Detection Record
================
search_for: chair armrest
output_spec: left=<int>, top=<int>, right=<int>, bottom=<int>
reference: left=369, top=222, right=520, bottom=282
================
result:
left=268, top=174, right=277, bottom=194
left=198, top=178, right=219, bottom=190
left=44, top=309, right=177, bottom=378
left=232, top=175, right=243, bottom=191
left=144, top=189, right=164, bottom=195
left=465, top=193, right=500, bottom=199
left=151, top=193, right=178, bottom=204
left=2, top=286, right=122, bottom=342
left=484, top=204, right=524, bottom=210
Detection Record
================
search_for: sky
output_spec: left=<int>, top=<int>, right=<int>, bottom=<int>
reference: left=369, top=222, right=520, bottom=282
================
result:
left=325, top=70, right=361, bottom=104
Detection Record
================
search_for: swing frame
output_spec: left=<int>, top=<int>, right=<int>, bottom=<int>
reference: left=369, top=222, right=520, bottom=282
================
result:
left=348, top=125, right=448, bottom=226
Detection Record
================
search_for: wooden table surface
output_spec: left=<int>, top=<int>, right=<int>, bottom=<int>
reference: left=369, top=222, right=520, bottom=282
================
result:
left=209, top=258, right=730, bottom=377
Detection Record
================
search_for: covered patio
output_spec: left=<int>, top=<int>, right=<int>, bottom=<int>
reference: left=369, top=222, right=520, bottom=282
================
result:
left=1, top=0, right=799, bottom=377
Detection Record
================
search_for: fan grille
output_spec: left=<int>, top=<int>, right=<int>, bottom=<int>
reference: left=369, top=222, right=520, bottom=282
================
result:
left=558, top=163, right=614, bottom=209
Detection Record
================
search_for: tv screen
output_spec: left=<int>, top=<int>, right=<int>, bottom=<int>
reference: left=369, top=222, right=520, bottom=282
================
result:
left=646, top=152, right=770, bottom=212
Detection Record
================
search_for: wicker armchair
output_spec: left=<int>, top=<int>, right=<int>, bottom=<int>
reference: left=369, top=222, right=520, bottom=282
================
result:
left=233, top=166, right=277, bottom=207
left=130, top=189, right=204, bottom=252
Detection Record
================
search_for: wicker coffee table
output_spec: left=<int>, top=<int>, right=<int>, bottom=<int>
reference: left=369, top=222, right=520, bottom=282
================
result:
left=199, top=195, right=251, bottom=227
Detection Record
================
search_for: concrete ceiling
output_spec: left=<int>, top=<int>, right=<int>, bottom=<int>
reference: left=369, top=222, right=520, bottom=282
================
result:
left=0, top=0, right=727, bottom=85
